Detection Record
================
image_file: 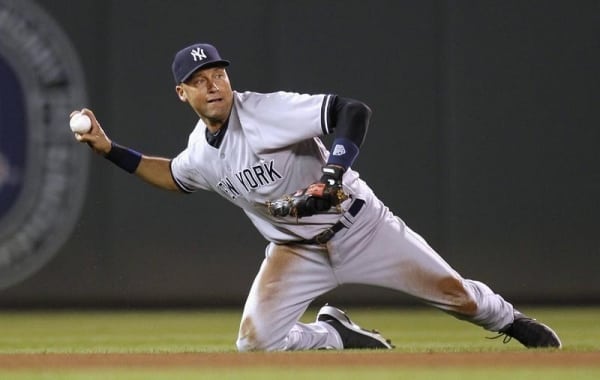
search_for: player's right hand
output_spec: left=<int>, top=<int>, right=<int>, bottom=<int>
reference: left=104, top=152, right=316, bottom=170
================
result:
left=70, top=108, right=112, bottom=156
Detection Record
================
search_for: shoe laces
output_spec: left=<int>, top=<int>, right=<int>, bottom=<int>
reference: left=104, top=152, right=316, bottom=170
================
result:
left=486, top=333, right=513, bottom=344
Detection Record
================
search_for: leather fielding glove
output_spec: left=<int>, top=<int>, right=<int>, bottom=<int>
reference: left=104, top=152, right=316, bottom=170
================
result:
left=267, top=165, right=349, bottom=218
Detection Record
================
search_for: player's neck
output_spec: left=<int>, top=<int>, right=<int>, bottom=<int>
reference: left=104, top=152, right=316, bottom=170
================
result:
left=204, top=117, right=229, bottom=135
left=204, top=119, right=226, bottom=134
left=206, top=125, right=222, bottom=134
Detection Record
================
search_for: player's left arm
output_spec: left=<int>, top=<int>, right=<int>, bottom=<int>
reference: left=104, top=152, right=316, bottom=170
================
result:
left=316, top=96, right=371, bottom=204
left=325, top=96, right=371, bottom=171
left=267, top=96, right=371, bottom=217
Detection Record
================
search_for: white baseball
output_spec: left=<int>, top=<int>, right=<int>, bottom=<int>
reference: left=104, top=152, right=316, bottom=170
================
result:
left=69, top=112, right=92, bottom=133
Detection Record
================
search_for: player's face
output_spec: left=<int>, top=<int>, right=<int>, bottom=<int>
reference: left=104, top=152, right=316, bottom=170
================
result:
left=176, top=66, right=233, bottom=129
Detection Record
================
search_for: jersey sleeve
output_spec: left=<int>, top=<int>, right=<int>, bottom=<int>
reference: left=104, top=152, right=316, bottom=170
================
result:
left=234, top=91, right=335, bottom=152
left=170, top=127, right=211, bottom=193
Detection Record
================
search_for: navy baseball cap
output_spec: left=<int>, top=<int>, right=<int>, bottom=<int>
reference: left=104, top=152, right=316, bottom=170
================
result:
left=171, top=43, right=230, bottom=83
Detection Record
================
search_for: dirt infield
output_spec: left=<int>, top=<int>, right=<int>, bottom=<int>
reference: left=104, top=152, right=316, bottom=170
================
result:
left=1, top=352, right=599, bottom=369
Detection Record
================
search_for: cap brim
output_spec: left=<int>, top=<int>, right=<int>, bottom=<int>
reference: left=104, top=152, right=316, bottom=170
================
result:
left=179, top=60, right=230, bottom=83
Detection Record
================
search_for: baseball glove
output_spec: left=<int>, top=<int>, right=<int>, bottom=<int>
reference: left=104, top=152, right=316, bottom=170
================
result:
left=267, top=165, right=349, bottom=218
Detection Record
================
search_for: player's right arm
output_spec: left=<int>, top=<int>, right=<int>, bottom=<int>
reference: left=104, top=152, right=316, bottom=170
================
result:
left=133, top=156, right=179, bottom=191
left=72, top=108, right=181, bottom=192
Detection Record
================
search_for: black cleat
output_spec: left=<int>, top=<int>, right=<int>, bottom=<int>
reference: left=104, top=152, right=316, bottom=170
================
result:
left=316, top=305, right=393, bottom=349
left=496, top=311, right=562, bottom=348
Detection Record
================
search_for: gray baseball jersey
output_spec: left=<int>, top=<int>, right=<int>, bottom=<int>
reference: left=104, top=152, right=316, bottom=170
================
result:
left=170, top=90, right=516, bottom=351
left=172, top=90, right=359, bottom=243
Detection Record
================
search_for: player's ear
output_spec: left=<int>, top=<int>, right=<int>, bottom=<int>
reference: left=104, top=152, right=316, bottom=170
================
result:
left=175, top=85, right=187, bottom=102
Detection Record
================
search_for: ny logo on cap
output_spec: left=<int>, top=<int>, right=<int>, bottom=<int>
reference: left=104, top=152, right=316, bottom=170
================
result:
left=190, top=48, right=207, bottom=62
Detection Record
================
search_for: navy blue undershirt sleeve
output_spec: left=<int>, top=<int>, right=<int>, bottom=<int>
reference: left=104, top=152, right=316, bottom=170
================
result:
left=325, top=96, right=371, bottom=169
left=329, top=96, right=371, bottom=148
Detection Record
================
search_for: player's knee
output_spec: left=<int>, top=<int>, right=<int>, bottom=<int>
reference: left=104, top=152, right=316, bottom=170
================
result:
left=439, top=277, right=478, bottom=316
left=458, top=297, right=478, bottom=316
left=236, top=332, right=274, bottom=352
left=236, top=316, right=273, bottom=352
left=236, top=336, right=255, bottom=352
left=237, top=316, right=258, bottom=351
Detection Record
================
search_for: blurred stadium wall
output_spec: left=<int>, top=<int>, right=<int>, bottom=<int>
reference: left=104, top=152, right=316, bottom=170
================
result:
left=0, top=0, right=597, bottom=307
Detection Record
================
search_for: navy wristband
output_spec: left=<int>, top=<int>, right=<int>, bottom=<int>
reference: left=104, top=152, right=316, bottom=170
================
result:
left=105, top=142, right=142, bottom=173
left=327, top=137, right=359, bottom=169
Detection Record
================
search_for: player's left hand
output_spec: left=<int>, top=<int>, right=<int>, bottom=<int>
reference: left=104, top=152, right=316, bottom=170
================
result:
left=267, top=165, right=349, bottom=218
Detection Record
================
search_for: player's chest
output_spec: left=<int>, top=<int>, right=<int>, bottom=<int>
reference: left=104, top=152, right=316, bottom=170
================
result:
left=196, top=135, right=290, bottom=203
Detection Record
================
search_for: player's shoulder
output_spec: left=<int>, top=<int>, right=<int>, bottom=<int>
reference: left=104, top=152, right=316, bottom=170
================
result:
left=234, top=90, right=331, bottom=107
left=187, top=119, right=207, bottom=146
left=234, top=90, right=296, bottom=101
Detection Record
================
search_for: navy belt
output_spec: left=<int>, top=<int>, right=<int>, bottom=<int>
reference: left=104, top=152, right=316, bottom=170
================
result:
left=294, top=199, right=365, bottom=245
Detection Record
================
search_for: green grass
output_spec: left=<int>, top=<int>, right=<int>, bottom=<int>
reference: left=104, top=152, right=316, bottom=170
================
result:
left=3, top=368, right=600, bottom=380
left=0, top=309, right=240, bottom=353
left=2, top=306, right=596, bottom=353
left=0, top=307, right=599, bottom=379
left=341, top=306, right=600, bottom=352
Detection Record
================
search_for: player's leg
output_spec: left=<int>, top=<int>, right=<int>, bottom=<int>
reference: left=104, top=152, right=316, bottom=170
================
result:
left=329, top=206, right=548, bottom=339
left=235, top=243, right=342, bottom=351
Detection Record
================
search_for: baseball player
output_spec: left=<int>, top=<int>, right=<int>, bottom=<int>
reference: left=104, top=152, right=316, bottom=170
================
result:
left=72, top=43, right=561, bottom=351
